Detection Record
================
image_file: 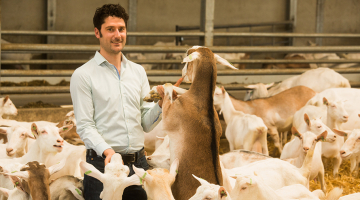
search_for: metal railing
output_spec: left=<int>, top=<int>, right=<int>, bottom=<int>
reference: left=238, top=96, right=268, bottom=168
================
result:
left=2, top=59, right=360, bottom=65
left=3, top=44, right=360, bottom=53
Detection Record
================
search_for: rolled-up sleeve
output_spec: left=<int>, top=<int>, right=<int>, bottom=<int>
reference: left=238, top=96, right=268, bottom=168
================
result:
left=139, top=69, right=162, bottom=132
left=70, top=70, right=111, bottom=156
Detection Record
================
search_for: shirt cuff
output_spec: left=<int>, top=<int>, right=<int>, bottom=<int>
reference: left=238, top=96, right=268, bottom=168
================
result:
left=95, top=142, right=112, bottom=157
left=155, top=102, right=162, bottom=114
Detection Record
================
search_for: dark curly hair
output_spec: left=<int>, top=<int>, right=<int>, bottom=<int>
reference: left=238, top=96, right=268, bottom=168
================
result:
left=93, top=4, right=129, bottom=36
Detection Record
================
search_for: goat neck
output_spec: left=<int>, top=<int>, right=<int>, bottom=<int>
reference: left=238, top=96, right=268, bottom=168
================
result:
left=221, top=92, right=244, bottom=124
left=187, top=48, right=217, bottom=102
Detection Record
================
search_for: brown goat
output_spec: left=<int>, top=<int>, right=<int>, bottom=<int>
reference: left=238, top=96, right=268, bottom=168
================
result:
left=229, top=86, right=316, bottom=154
left=6, top=160, right=66, bottom=199
left=161, top=46, right=237, bottom=200
left=57, top=112, right=84, bottom=146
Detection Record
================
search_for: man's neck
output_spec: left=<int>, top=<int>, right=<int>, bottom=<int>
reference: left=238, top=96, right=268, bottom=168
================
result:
left=99, top=49, right=122, bottom=71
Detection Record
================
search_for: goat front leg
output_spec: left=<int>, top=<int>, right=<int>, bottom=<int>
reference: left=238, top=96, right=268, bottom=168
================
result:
left=164, top=83, right=174, bottom=103
left=333, top=155, right=342, bottom=177
left=268, top=127, right=282, bottom=155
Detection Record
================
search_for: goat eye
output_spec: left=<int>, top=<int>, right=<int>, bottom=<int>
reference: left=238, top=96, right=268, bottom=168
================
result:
left=241, top=187, right=247, bottom=190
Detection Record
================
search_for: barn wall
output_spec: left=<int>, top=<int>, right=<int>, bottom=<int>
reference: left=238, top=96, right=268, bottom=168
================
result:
left=1, top=0, right=360, bottom=68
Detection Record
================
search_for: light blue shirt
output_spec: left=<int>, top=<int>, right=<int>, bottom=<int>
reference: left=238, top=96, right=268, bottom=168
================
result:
left=70, top=51, right=162, bottom=156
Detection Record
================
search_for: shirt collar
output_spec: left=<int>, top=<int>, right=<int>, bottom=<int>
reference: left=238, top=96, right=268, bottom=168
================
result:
left=94, top=51, right=128, bottom=70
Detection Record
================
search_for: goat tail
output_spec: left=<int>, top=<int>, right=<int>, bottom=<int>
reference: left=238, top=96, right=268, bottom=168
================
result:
left=325, top=187, right=343, bottom=200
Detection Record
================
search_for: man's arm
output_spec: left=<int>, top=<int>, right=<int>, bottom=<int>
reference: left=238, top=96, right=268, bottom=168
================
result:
left=139, top=71, right=163, bottom=133
left=70, top=71, right=112, bottom=156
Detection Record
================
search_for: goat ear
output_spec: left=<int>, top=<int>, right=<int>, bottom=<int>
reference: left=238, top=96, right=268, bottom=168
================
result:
left=304, top=114, right=311, bottom=127
left=59, top=124, right=74, bottom=134
left=323, top=97, right=329, bottom=106
left=316, top=131, right=328, bottom=142
left=3, top=96, right=9, bottom=104
left=66, top=185, right=85, bottom=200
left=132, top=165, right=153, bottom=183
left=244, top=84, right=257, bottom=89
left=0, top=187, right=10, bottom=197
left=192, top=174, right=209, bottom=185
left=48, top=159, right=66, bottom=176
left=221, top=86, right=226, bottom=94
left=292, top=126, right=302, bottom=139
left=170, top=158, right=179, bottom=178
left=333, top=129, right=351, bottom=137
left=6, top=171, right=29, bottom=182
left=0, top=127, right=8, bottom=135
left=266, top=82, right=274, bottom=88
left=79, top=161, right=105, bottom=182
left=9, top=176, right=26, bottom=192
left=31, top=123, right=39, bottom=138
left=214, top=54, right=238, bottom=70
left=182, top=52, right=200, bottom=63
left=218, top=186, right=228, bottom=200
left=25, top=131, right=36, bottom=139
left=124, top=174, right=142, bottom=187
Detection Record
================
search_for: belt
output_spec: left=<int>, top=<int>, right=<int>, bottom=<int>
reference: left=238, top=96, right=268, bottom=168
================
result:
left=86, top=148, right=145, bottom=165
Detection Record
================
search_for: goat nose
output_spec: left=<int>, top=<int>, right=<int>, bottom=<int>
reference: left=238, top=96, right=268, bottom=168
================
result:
left=344, top=115, right=349, bottom=119
left=57, top=139, right=64, bottom=143
left=6, top=148, right=13, bottom=153
left=303, top=147, right=309, bottom=151
left=146, top=157, right=151, bottom=160
left=340, top=150, right=346, bottom=155
left=334, top=135, right=337, bottom=138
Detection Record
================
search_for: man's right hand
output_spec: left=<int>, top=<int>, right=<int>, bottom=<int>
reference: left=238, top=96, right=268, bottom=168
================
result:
left=103, top=148, right=116, bottom=166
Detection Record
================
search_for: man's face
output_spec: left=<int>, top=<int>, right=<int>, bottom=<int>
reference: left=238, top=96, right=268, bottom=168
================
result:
left=95, top=16, right=127, bottom=55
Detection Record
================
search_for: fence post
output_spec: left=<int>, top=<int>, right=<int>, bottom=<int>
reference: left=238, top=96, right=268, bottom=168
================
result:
left=289, top=0, right=297, bottom=45
left=128, top=0, right=137, bottom=45
left=47, top=0, right=56, bottom=69
left=200, top=0, right=215, bottom=46
left=316, top=0, right=325, bottom=46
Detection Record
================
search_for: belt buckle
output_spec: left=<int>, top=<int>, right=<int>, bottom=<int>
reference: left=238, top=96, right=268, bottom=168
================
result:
left=129, top=153, right=136, bottom=163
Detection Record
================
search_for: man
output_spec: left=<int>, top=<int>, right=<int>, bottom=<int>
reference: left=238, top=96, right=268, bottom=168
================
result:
left=70, top=4, right=165, bottom=200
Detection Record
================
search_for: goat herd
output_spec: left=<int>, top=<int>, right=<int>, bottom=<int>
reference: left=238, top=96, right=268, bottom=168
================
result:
left=0, top=46, right=360, bottom=199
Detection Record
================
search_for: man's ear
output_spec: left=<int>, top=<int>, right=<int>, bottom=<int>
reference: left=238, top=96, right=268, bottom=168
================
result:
left=94, top=27, right=101, bottom=39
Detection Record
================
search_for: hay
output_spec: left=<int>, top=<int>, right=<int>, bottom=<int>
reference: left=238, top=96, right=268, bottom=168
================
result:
left=20, top=101, right=60, bottom=108
left=1, top=80, right=70, bottom=87
left=310, top=158, right=360, bottom=196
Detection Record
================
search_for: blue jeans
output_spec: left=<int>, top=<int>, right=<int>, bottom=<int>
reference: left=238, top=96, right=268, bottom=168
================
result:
left=83, top=152, right=149, bottom=200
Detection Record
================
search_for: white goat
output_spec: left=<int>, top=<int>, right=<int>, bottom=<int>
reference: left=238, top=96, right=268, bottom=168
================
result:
left=50, top=175, right=84, bottom=200
left=0, top=126, right=35, bottom=158
left=307, top=88, right=360, bottom=130
left=189, top=174, right=232, bottom=200
left=244, top=68, right=350, bottom=100
left=79, top=154, right=140, bottom=200
left=230, top=173, right=341, bottom=200
left=220, top=149, right=271, bottom=169
left=290, top=127, right=328, bottom=192
left=132, top=158, right=179, bottom=200
left=146, top=135, right=171, bottom=170
left=0, top=123, right=72, bottom=199
left=0, top=96, right=17, bottom=119
left=214, top=86, right=268, bottom=154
